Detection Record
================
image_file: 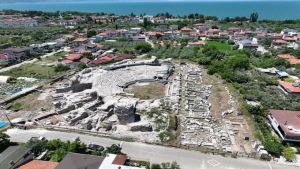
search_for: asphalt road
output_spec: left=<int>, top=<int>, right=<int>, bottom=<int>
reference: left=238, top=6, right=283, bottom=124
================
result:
left=5, top=128, right=299, bottom=169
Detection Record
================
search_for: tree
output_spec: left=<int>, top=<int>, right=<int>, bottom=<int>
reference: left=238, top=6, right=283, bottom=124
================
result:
left=0, top=133, right=11, bottom=153
left=87, top=29, right=97, bottom=38
left=263, top=135, right=283, bottom=157
left=135, top=42, right=152, bottom=53
left=283, top=147, right=296, bottom=162
left=250, top=12, right=259, bottom=22
left=26, top=139, right=48, bottom=156
left=103, top=144, right=122, bottom=155
left=54, top=64, right=70, bottom=72
left=78, top=62, right=87, bottom=70
left=151, top=164, right=162, bottom=169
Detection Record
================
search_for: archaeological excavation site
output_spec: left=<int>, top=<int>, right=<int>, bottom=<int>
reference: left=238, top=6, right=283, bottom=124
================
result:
left=1, top=57, right=255, bottom=155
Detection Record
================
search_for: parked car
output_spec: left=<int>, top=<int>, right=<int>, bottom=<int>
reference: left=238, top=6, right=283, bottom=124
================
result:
left=87, top=144, right=104, bottom=151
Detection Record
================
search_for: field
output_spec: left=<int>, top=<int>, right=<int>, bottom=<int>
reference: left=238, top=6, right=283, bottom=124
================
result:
left=0, top=63, right=56, bottom=79
left=205, top=40, right=232, bottom=52
left=125, top=82, right=166, bottom=100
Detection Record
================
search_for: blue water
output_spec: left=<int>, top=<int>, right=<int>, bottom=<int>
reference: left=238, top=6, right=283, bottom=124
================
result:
left=0, top=121, right=7, bottom=128
left=0, top=1, right=300, bottom=20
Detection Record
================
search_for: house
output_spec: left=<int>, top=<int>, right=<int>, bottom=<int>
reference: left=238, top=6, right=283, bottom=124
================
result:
left=1, top=47, right=32, bottom=60
left=0, top=145, right=34, bottom=169
left=73, top=38, right=89, bottom=46
left=276, top=71, right=289, bottom=78
left=0, top=53, right=17, bottom=63
left=187, top=41, right=205, bottom=47
left=90, top=56, right=113, bottom=65
left=278, top=80, right=300, bottom=94
left=18, top=160, right=58, bottom=169
left=180, top=27, right=192, bottom=35
left=55, top=153, right=104, bottom=169
left=277, top=54, right=300, bottom=65
left=0, top=15, right=38, bottom=28
left=271, top=39, right=288, bottom=48
left=99, top=154, right=144, bottom=169
left=227, top=27, right=240, bottom=34
left=235, top=39, right=258, bottom=50
left=268, top=109, right=300, bottom=142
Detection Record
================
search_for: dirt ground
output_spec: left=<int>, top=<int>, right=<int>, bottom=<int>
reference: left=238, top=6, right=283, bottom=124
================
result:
left=125, top=82, right=166, bottom=100
left=201, top=67, right=255, bottom=154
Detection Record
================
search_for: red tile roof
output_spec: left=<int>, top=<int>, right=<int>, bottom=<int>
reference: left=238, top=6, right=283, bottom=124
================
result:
left=65, top=54, right=81, bottom=61
left=73, top=38, right=88, bottom=43
left=273, top=39, right=288, bottom=44
left=279, top=80, right=300, bottom=93
left=112, top=155, right=127, bottom=165
left=181, top=27, right=192, bottom=32
left=91, top=56, right=113, bottom=65
left=80, top=57, right=91, bottom=64
left=277, top=54, right=300, bottom=65
left=18, top=160, right=58, bottom=169
left=0, top=53, right=14, bottom=59
left=270, top=109, right=300, bottom=139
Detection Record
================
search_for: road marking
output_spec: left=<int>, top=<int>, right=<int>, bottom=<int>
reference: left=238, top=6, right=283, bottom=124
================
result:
left=268, top=162, right=273, bottom=169
left=207, top=159, right=220, bottom=167
left=200, top=160, right=205, bottom=169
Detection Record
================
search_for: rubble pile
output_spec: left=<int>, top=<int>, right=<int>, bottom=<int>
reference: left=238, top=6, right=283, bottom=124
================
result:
left=179, top=64, right=232, bottom=151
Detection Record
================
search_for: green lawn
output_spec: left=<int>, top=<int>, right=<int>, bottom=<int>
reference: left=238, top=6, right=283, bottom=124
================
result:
left=0, top=63, right=56, bottom=79
left=205, top=40, right=232, bottom=52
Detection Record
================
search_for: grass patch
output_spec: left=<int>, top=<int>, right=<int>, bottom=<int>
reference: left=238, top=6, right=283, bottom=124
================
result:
left=205, top=40, right=232, bottom=52
left=125, top=82, right=165, bottom=100
left=284, top=77, right=295, bottom=83
left=0, top=63, right=56, bottom=79
left=10, top=102, right=23, bottom=111
left=44, top=51, right=67, bottom=63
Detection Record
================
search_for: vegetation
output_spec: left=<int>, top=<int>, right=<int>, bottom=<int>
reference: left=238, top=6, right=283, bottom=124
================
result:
left=46, top=138, right=87, bottom=162
left=10, top=102, right=23, bottom=111
left=54, top=64, right=70, bottom=73
left=0, top=133, right=12, bottom=153
left=135, top=42, right=152, bottom=54
left=283, top=147, right=296, bottom=162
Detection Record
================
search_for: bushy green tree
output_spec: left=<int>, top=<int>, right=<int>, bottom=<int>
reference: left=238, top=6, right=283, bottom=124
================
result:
left=0, top=133, right=11, bottom=153
left=103, top=144, right=122, bottom=156
left=135, top=42, right=152, bottom=53
left=54, top=64, right=70, bottom=72
left=283, top=147, right=296, bottom=162
left=250, top=12, right=259, bottom=22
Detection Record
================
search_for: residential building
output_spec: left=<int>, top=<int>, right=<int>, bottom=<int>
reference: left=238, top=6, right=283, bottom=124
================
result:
left=99, top=154, right=145, bottom=169
left=55, top=153, right=104, bottom=169
left=18, top=160, right=58, bottom=169
left=0, top=145, right=34, bottom=169
left=278, top=80, right=300, bottom=94
left=1, top=47, right=32, bottom=60
left=277, top=54, right=300, bottom=65
left=269, top=109, right=300, bottom=142
left=0, top=15, right=38, bottom=28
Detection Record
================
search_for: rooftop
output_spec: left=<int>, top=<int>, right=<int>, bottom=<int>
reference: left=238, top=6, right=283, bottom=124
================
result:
left=279, top=80, right=300, bottom=93
left=0, top=145, right=31, bottom=169
left=18, top=160, right=58, bottom=169
left=55, top=153, right=104, bottom=169
left=270, top=109, right=300, bottom=139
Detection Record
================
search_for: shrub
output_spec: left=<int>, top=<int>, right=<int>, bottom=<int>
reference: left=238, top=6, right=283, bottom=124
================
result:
left=54, top=64, right=70, bottom=72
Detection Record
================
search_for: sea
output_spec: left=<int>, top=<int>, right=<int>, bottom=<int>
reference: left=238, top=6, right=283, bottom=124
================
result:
left=0, top=1, right=300, bottom=20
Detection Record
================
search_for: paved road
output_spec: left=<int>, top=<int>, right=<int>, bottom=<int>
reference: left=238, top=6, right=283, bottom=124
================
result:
left=5, top=128, right=298, bottom=169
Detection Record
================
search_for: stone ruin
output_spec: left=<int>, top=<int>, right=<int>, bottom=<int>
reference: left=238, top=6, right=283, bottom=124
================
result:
left=45, top=57, right=174, bottom=137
